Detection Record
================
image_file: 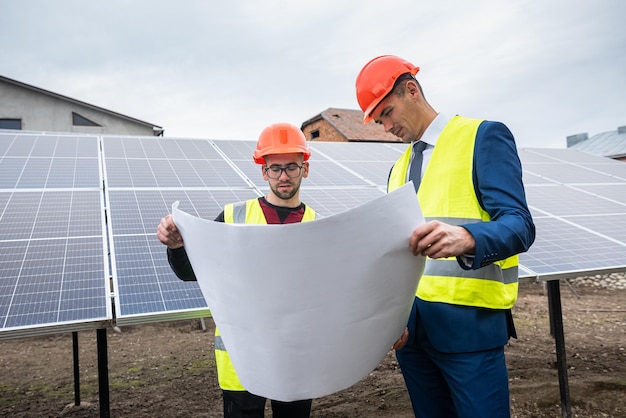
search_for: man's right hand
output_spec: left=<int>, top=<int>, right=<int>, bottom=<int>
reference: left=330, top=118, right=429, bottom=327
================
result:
left=392, top=327, right=409, bottom=350
left=157, top=214, right=184, bottom=249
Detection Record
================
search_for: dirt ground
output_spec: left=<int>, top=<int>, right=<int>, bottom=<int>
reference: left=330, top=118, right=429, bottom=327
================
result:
left=1, top=281, right=624, bottom=418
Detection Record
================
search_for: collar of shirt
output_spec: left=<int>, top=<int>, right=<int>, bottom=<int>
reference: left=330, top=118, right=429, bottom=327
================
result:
left=411, top=113, right=451, bottom=170
left=415, top=112, right=449, bottom=149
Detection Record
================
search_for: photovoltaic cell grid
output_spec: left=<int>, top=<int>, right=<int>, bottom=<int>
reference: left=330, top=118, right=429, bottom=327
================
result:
left=221, top=140, right=402, bottom=190
left=518, top=148, right=626, bottom=279
left=211, top=139, right=258, bottom=160
left=105, top=158, right=250, bottom=189
left=2, top=131, right=626, bottom=336
left=102, top=137, right=262, bottom=324
left=109, top=191, right=259, bottom=324
left=524, top=185, right=626, bottom=218
left=307, top=141, right=404, bottom=189
left=0, top=134, right=101, bottom=189
left=103, top=135, right=222, bottom=159
left=576, top=184, right=626, bottom=205
left=0, top=133, right=109, bottom=338
left=308, top=141, right=405, bottom=162
left=298, top=188, right=386, bottom=218
left=104, top=136, right=248, bottom=189
left=106, top=138, right=404, bottom=324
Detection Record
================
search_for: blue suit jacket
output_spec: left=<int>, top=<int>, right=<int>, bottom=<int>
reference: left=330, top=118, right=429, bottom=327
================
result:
left=411, top=120, right=535, bottom=353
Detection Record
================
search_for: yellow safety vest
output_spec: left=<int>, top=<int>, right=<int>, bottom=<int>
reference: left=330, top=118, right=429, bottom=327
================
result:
left=388, top=115, right=518, bottom=309
left=214, top=198, right=316, bottom=391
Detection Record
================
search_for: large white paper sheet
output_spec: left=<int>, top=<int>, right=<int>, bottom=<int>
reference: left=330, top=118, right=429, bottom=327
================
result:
left=172, top=183, right=425, bottom=401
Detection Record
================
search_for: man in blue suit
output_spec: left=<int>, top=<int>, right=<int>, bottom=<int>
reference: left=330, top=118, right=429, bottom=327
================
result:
left=355, top=55, right=535, bottom=417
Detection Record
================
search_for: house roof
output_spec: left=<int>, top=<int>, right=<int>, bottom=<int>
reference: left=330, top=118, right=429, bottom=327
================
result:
left=570, top=125, right=626, bottom=159
left=0, top=75, right=162, bottom=131
left=301, top=108, right=400, bottom=143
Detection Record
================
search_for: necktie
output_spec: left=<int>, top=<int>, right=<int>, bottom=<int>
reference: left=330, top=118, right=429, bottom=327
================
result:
left=408, top=141, right=427, bottom=192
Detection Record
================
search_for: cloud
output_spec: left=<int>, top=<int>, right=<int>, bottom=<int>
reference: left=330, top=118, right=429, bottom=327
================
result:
left=1, top=0, right=624, bottom=147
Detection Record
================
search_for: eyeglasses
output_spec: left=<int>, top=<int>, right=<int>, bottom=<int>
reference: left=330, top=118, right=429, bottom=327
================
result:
left=264, top=164, right=303, bottom=179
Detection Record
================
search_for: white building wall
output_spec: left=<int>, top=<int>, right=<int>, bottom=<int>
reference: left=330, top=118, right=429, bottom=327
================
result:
left=0, top=81, right=157, bottom=136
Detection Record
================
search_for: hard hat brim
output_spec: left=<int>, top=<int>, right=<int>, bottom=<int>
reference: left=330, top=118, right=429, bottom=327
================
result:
left=253, top=148, right=311, bottom=165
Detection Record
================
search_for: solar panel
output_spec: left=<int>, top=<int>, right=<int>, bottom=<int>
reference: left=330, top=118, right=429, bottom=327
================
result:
left=519, top=148, right=626, bottom=280
left=102, top=136, right=262, bottom=325
left=302, top=161, right=374, bottom=187
left=3, top=132, right=620, bottom=418
left=299, top=188, right=386, bottom=218
left=517, top=216, right=626, bottom=275
left=0, top=133, right=109, bottom=339
left=308, top=142, right=403, bottom=188
left=1, top=132, right=625, bottom=338
left=522, top=162, right=618, bottom=184
left=107, top=188, right=259, bottom=326
left=212, top=139, right=258, bottom=160
left=308, top=141, right=405, bottom=161
left=576, top=184, right=626, bottom=204
left=105, top=152, right=250, bottom=189
left=525, top=185, right=626, bottom=217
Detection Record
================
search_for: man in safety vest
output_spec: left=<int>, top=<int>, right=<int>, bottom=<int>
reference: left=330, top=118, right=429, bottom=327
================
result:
left=157, top=123, right=315, bottom=418
left=355, top=55, right=535, bottom=417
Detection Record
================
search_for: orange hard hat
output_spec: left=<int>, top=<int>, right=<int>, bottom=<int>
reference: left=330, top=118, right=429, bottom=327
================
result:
left=355, top=55, right=420, bottom=124
left=253, top=123, right=311, bottom=164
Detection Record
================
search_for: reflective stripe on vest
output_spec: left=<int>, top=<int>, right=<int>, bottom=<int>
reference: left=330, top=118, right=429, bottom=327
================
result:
left=215, top=198, right=316, bottom=391
left=388, top=115, right=519, bottom=309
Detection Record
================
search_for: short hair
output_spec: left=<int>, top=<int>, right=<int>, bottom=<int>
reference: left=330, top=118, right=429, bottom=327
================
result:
left=391, top=73, right=425, bottom=100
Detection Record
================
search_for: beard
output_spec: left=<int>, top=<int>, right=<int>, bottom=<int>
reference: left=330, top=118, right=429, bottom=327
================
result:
left=269, top=179, right=301, bottom=201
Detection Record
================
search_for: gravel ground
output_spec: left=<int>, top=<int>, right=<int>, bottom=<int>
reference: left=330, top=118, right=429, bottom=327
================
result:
left=570, top=271, right=626, bottom=290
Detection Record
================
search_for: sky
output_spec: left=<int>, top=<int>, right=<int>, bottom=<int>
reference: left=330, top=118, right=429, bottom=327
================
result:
left=1, top=0, right=625, bottom=148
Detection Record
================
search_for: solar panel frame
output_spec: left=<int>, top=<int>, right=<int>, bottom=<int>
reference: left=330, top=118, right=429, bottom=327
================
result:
left=0, top=133, right=112, bottom=339
left=2, top=131, right=625, bottom=337
left=4, top=132, right=623, bottom=418
left=107, top=188, right=262, bottom=325
left=518, top=148, right=626, bottom=281
left=102, top=136, right=264, bottom=325
left=105, top=139, right=626, bottom=311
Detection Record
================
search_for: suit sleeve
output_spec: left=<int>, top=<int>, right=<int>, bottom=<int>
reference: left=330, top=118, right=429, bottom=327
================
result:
left=461, top=121, right=535, bottom=270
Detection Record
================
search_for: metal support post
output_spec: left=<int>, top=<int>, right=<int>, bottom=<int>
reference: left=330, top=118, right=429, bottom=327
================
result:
left=96, top=328, right=110, bottom=418
left=546, top=280, right=572, bottom=418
